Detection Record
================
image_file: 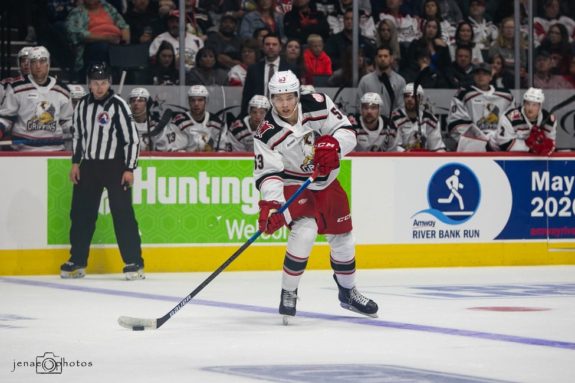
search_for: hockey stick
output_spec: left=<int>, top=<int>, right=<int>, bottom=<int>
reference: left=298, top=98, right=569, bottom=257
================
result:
left=412, top=66, right=432, bottom=150
left=118, top=168, right=321, bottom=330
left=0, top=138, right=67, bottom=146
left=143, top=108, right=174, bottom=139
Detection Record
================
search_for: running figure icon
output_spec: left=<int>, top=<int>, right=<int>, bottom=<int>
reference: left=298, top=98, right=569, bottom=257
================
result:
left=437, top=169, right=465, bottom=210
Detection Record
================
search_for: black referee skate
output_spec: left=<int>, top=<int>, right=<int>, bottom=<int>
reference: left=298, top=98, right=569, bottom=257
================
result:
left=60, top=261, right=86, bottom=279
left=333, top=274, right=378, bottom=318
left=123, top=263, right=145, bottom=281
left=279, top=288, right=298, bottom=325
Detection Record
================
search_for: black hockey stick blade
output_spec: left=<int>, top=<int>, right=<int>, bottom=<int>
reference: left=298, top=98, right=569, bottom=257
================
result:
left=118, top=169, right=321, bottom=331
left=144, top=108, right=173, bottom=138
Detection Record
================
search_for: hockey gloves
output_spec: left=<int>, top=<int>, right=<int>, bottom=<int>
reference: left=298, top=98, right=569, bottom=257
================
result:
left=526, top=126, right=555, bottom=156
left=258, top=200, right=286, bottom=234
left=313, top=135, right=340, bottom=175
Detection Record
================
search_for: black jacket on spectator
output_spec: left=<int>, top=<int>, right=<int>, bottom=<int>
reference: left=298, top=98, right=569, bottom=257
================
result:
left=283, top=3, right=331, bottom=42
left=324, top=32, right=375, bottom=71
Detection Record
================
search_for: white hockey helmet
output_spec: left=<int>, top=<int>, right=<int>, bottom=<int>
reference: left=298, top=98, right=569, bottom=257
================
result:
left=130, top=87, right=150, bottom=100
left=69, top=84, right=87, bottom=99
left=300, top=84, right=316, bottom=95
left=523, top=87, right=544, bottom=104
left=29, top=46, right=50, bottom=62
left=268, top=70, right=300, bottom=99
left=360, top=92, right=383, bottom=106
left=248, top=94, right=271, bottom=110
left=404, top=83, right=424, bottom=97
left=17, top=46, right=32, bottom=61
left=187, top=85, right=209, bottom=99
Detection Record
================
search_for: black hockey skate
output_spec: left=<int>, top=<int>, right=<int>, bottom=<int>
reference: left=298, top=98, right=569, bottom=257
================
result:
left=123, top=263, right=145, bottom=281
left=333, top=274, right=378, bottom=318
left=60, top=261, right=86, bottom=279
left=279, top=288, right=298, bottom=325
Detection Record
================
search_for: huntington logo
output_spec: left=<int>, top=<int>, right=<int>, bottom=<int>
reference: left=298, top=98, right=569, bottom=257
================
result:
left=412, top=163, right=481, bottom=225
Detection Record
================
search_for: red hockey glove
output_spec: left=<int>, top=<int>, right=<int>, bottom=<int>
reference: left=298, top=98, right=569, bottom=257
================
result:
left=526, top=126, right=555, bottom=156
left=258, top=200, right=286, bottom=234
left=313, top=135, right=340, bottom=175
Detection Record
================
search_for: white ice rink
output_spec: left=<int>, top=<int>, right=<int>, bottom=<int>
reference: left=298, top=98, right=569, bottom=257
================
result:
left=2, top=266, right=575, bottom=383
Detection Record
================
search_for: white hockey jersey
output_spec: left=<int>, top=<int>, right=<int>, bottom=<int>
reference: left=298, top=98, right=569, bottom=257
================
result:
left=0, top=75, right=73, bottom=151
left=254, top=93, right=356, bottom=203
left=348, top=113, right=399, bottom=152
left=447, top=85, right=514, bottom=151
left=392, top=107, right=445, bottom=152
left=496, top=106, right=556, bottom=152
left=228, top=115, right=257, bottom=152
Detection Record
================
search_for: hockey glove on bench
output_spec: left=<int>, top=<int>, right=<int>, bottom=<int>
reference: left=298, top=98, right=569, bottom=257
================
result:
left=258, top=200, right=286, bottom=234
left=526, top=125, right=555, bottom=156
left=313, top=135, right=340, bottom=175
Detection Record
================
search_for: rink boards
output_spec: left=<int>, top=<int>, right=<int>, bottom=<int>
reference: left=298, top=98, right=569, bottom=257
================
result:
left=0, top=153, right=574, bottom=275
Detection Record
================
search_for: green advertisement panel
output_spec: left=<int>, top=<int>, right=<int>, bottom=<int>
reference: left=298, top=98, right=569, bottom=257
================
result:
left=48, top=158, right=351, bottom=245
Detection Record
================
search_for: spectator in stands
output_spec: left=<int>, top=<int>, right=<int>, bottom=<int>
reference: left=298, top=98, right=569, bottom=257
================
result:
left=283, top=38, right=308, bottom=84
left=157, top=0, right=175, bottom=17
left=303, top=34, right=332, bottom=86
left=357, top=46, right=406, bottom=118
left=252, top=27, right=271, bottom=53
left=148, top=10, right=204, bottom=72
left=228, top=39, right=260, bottom=86
left=533, top=49, right=570, bottom=89
left=434, top=0, right=463, bottom=26
left=407, top=19, right=451, bottom=75
left=35, top=0, right=76, bottom=73
left=324, top=9, right=376, bottom=71
left=538, top=23, right=572, bottom=75
left=534, top=0, right=575, bottom=47
left=186, top=47, right=228, bottom=86
left=124, top=0, right=162, bottom=44
left=283, top=0, right=330, bottom=43
left=150, top=41, right=179, bottom=85
left=489, top=53, right=513, bottom=90
left=183, top=0, right=213, bottom=40
left=322, top=0, right=373, bottom=39
left=239, top=0, right=285, bottom=40
left=374, top=19, right=401, bottom=69
left=419, top=0, right=453, bottom=43
left=205, top=14, right=242, bottom=70
left=467, top=0, right=498, bottom=52
left=327, top=46, right=373, bottom=88
left=241, top=33, right=296, bottom=115
left=66, top=0, right=130, bottom=78
left=450, top=21, right=484, bottom=65
left=444, top=45, right=475, bottom=89
left=488, top=17, right=527, bottom=73
left=400, top=46, right=449, bottom=88
left=378, top=0, right=421, bottom=49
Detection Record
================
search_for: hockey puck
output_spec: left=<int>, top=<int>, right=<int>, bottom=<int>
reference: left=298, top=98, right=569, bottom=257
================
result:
left=132, top=326, right=145, bottom=331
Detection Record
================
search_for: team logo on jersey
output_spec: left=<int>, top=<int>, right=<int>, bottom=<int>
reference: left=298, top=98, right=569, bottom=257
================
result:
left=476, top=103, right=500, bottom=131
left=255, top=120, right=274, bottom=138
left=312, top=93, right=324, bottom=103
left=27, top=101, right=56, bottom=132
left=412, top=163, right=481, bottom=225
left=97, top=111, right=110, bottom=125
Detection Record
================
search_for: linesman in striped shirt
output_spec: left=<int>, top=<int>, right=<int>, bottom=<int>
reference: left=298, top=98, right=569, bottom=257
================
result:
left=60, top=63, right=145, bottom=281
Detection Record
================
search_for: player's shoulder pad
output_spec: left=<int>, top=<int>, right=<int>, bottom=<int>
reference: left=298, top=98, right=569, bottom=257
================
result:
left=422, top=109, right=438, bottom=122
left=208, top=112, right=223, bottom=124
left=346, top=113, right=359, bottom=127
left=171, top=111, right=190, bottom=125
left=10, top=75, right=32, bottom=90
left=391, top=108, right=407, bottom=120
left=254, top=116, right=282, bottom=144
left=505, top=107, right=523, bottom=122
left=53, top=80, right=71, bottom=97
left=300, top=92, right=328, bottom=113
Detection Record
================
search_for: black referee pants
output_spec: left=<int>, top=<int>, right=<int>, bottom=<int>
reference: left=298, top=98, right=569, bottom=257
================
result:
left=69, top=159, right=143, bottom=267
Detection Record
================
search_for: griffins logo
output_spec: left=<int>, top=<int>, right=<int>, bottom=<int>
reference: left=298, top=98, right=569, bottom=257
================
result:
left=412, top=163, right=481, bottom=225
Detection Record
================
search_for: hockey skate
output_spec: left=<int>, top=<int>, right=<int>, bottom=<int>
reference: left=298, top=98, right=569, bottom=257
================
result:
left=279, top=288, right=298, bottom=325
left=333, top=274, right=378, bottom=318
left=123, top=263, right=145, bottom=281
left=60, top=261, right=86, bottom=279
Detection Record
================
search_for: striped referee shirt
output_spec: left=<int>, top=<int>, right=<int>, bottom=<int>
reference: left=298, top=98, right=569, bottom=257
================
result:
left=72, top=89, right=139, bottom=170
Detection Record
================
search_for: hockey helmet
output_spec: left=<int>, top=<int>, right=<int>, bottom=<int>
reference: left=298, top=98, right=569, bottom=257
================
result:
left=248, top=95, right=271, bottom=110
left=187, top=85, right=209, bottom=99
left=300, top=84, right=316, bottom=95
left=130, top=87, right=150, bottom=100
left=268, top=70, right=300, bottom=99
left=87, top=63, right=112, bottom=81
left=17, top=46, right=32, bottom=61
left=523, top=87, right=544, bottom=104
left=403, top=83, right=424, bottom=97
left=69, top=84, right=87, bottom=99
left=29, top=46, right=50, bottom=62
left=360, top=92, right=383, bottom=106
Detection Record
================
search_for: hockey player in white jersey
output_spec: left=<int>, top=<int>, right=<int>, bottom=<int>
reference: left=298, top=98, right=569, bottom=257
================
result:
left=128, top=87, right=155, bottom=151
left=0, top=46, right=73, bottom=151
left=496, top=87, right=556, bottom=155
left=254, top=70, right=378, bottom=322
left=0, top=46, right=32, bottom=105
left=228, top=95, right=270, bottom=152
left=393, top=83, right=446, bottom=152
left=351, top=92, right=399, bottom=152
left=447, top=63, right=514, bottom=152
